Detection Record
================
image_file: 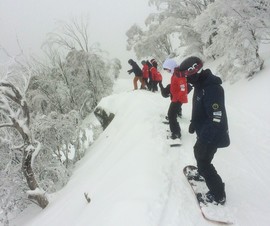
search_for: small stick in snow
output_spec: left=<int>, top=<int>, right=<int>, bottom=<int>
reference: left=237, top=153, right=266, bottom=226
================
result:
left=84, top=192, right=91, bottom=203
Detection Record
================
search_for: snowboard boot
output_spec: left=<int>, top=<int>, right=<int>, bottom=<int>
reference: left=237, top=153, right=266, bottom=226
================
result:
left=170, top=132, right=181, bottom=140
left=206, top=186, right=226, bottom=205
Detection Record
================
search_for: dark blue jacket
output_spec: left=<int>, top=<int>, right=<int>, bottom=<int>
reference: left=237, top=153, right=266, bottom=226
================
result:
left=191, top=69, right=230, bottom=148
left=128, top=60, right=143, bottom=77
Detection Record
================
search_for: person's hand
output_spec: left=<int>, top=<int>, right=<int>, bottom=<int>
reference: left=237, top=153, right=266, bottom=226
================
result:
left=189, top=123, right=195, bottom=134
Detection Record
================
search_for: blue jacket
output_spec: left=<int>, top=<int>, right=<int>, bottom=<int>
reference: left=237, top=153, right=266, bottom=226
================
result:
left=191, top=69, right=230, bottom=148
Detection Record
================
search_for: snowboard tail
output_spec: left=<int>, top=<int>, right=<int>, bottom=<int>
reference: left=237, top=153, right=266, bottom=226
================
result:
left=183, top=165, right=233, bottom=224
left=167, top=136, right=182, bottom=147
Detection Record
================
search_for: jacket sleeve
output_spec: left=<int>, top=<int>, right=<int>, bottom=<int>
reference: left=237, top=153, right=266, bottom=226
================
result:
left=199, top=85, right=226, bottom=144
left=128, top=68, right=134, bottom=74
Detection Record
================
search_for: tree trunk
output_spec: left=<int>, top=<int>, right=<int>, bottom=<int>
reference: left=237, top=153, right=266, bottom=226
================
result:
left=22, top=147, right=49, bottom=209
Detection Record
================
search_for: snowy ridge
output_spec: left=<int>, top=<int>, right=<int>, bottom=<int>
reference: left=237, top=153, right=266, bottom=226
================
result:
left=13, top=57, right=270, bottom=226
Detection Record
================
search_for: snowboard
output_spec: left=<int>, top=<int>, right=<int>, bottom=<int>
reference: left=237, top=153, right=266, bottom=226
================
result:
left=169, top=140, right=181, bottom=147
left=166, top=131, right=181, bottom=147
left=183, top=165, right=233, bottom=224
left=161, top=116, right=181, bottom=147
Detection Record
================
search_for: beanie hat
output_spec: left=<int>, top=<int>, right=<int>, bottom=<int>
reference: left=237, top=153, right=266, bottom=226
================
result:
left=162, top=59, right=178, bottom=75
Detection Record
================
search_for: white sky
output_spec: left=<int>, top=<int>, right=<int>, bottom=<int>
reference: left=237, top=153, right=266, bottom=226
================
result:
left=0, top=0, right=154, bottom=73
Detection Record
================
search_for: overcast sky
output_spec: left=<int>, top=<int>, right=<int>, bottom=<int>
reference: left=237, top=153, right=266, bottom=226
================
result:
left=0, top=0, right=154, bottom=73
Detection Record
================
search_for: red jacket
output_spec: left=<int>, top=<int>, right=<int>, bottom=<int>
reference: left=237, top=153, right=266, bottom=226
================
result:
left=170, top=74, right=188, bottom=103
left=150, top=67, right=162, bottom=82
left=142, top=64, right=149, bottom=79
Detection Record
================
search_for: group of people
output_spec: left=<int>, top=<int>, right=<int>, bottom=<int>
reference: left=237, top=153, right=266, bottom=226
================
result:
left=128, top=56, right=230, bottom=205
left=127, top=58, right=162, bottom=92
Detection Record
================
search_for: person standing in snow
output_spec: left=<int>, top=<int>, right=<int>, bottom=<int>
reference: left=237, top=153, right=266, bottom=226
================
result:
left=150, top=59, right=162, bottom=92
left=162, top=58, right=188, bottom=139
left=141, top=60, right=150, bottom=90
left=146, top=60, right=153, bottom=91
left=180, top=56, right=230, bottom=205
left=127, top=59, right=144, bottom=90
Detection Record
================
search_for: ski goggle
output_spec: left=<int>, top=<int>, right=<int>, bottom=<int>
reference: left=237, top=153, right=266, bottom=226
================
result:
left=174, top=62, right=203, bottom=78
left=174, top=63, right=203, bottom=78
left=184, top=63, right=203, bottom=77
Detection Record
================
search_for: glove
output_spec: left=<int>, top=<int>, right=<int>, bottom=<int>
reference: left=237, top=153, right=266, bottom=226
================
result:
left=189, top=123, right=195, bottom=134
left=127, top=70, right=132, bottom=74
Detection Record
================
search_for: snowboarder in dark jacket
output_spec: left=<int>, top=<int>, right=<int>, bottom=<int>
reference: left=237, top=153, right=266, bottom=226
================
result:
left=179, top=56, right=230, bottom=205
left=127, top=59, right=144, bottom=90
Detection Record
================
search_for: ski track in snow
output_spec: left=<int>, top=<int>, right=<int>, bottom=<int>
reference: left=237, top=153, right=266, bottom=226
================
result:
left=154, top=115, right=213, bottom=226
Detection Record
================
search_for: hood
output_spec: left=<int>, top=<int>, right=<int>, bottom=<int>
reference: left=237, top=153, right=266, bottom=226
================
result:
left=162, top=59, right=178, bottom=75
left=128, top=59, right=135, bottom=65
left=196, top=69, right=222, bottom=87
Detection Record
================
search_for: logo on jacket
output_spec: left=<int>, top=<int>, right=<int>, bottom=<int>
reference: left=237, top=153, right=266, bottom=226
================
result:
left=212, top=103, right=219, bottom=110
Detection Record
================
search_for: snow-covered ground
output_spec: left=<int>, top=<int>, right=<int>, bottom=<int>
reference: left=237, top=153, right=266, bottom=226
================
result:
left=10, top=51, right=270, bottom=226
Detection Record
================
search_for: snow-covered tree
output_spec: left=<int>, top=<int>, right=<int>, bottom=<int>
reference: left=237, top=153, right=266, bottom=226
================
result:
left=0, top=133, right=29, bottom=226
left=128, top=0, right=270, bottom=81
left=194, top=0, right=269, bottom=81
left=0, top=79, right=49, bottom=209
left=0, top=15, right=117, bottom=224
left=126, top=0, right=214, bottom=63
left=46, top=16, right=91, bottom=53
left=31, top=17, right=114, bottom=118
left=126, top=18, right=175, bottom=64
left=0, top=48, right=50, bottom=224
left=110, top=58, right=122, bottom=80
left=31, top=110, right=81, bottom=169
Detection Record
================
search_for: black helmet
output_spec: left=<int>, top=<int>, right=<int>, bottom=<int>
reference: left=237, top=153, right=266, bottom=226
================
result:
left=150, top=58, right=158, bottom=68
left=150, top=59, right=157, bottom=64
left=179, top=56, right=203, bottom=77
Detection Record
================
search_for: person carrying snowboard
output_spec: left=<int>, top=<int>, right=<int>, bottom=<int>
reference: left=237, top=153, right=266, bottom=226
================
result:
left=162, top=58, right=188, bottom=139
left=179, top=56, right=230, bottom=205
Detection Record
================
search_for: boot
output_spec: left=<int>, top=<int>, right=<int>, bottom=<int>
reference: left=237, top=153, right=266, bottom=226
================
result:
left=206, top=183, right=226, bottom=205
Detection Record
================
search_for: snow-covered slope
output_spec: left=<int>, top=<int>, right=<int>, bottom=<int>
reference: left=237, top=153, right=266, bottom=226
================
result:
left=13, top=55, right=270, bottom=226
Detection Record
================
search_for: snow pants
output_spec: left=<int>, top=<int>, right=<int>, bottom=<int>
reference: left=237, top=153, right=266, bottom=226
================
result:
left=168, top=101, right=182, bottom=137
left=151, top=81, right=159, bottom=92
left=193, top=141, right=225, bottom=199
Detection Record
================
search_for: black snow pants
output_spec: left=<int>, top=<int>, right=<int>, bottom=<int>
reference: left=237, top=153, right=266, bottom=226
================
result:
left=193, top=141, right=225, bottom=199
left=168, top=101, right=182, bottom=136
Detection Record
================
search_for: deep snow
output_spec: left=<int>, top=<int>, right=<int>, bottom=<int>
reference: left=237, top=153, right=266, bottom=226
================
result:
left=9, top=50, right=270, bottom=226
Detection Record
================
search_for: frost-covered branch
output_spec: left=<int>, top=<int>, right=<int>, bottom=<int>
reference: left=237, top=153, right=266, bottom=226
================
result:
left=0, top=81, right=49, bottom=209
